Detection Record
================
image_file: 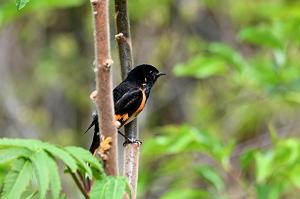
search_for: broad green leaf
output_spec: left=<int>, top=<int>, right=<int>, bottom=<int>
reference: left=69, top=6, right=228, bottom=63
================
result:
left=256, top=183, right=283, bottom=199
left=2, top=159, right=33, bottom=199
left=174, top=56, right=226, bottom=78
left=208, top=42, right=246, bottom=70
left=0, top=147, right=31, bottom=164
left=166, top=131, right=193, bottom=153
left=16, top=0, right=30, bottom=10
left=255, top=152, right=273, bottom=183
left=275, top=139, right=299, bottom=165
left=240, top=149, right=257, bottom=170
left=285, top=92, right=300, bottom=104
left=196, top=165, right=224, bottom=191
left=289, top=166, right=300, bottom=188
left=30, top=151, right=51, bottom=199
left=90, top=176, right=128, bottom=199
left=239, top=26, right=283, bottom=49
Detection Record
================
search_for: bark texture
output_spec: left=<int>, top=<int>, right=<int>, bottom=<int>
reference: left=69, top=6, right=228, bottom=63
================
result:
left=91, top=0, right=119, bottom=176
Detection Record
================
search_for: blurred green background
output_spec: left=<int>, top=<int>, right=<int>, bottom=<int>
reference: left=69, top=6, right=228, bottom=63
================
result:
left=1, top=0, right=300, bottom=198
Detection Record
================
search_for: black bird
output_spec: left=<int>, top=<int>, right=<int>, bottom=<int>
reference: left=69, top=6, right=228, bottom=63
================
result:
left=86, top=64, right=165, bottom=154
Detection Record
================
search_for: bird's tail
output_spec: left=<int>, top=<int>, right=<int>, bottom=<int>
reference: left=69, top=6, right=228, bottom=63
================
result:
left=85, top=113, right=100, bottom=155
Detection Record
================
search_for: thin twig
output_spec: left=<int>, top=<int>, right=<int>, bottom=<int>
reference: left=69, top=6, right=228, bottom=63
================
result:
left=77, top=171, right=89, bottom=192
left=90, top=0, right=119, bottom=175
left=114, top=0, right=140, bottom=198
left=70, top=170, right=89, bottom=199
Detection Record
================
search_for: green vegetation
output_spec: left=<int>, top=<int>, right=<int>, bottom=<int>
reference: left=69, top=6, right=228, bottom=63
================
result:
left=0, top=0, right=300, bottom=198
left=0, top=138, right=129, bottom=199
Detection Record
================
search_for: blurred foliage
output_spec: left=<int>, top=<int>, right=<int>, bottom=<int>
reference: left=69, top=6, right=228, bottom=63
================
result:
left=1, top=0, right=300, bottom=198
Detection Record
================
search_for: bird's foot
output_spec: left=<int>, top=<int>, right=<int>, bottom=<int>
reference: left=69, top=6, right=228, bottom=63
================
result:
left=123, top=138, right=142, bottom=147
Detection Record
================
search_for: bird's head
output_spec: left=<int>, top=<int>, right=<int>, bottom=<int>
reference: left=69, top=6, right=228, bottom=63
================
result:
left=126, top=64, right=166, bottom=86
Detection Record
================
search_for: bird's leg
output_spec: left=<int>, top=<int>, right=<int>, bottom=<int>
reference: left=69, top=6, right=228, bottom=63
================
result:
left=118, top=130, right=142, bottom=146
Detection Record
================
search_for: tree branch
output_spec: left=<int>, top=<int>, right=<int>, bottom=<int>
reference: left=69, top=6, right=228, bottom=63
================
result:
left=90, top=0, right=119, bottom=176
left=115, top=0, right=140, bottom=198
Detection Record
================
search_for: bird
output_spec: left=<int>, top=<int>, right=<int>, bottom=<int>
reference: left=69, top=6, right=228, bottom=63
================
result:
left=85, top=64, right=165, bottom=154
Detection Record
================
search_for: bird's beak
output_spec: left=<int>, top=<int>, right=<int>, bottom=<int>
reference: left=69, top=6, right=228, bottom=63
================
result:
left=157, top=72, right=166, bottom=77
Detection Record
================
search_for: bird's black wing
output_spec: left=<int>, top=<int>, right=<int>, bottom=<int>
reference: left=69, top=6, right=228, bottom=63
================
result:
left=114, top=88, right=143, bottom=117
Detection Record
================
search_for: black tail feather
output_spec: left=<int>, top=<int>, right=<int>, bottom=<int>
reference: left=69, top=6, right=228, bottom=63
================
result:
left=85, top=113, right=100, bottom=154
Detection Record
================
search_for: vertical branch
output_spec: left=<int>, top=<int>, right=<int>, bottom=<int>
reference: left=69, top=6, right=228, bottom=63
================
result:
left=115, top=0, right=140, bottom=198
left=90, top=0, right=119, bottom=176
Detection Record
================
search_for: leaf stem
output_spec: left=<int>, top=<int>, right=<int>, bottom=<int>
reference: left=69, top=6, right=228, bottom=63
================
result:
left=69, top=169, right=89, bottom=199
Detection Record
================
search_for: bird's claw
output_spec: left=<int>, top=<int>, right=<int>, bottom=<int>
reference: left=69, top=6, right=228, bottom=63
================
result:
left=123, top=138, right=142, bottom=147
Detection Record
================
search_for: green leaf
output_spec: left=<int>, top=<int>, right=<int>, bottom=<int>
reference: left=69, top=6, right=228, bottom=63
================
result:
left=0, top=147, right=31, bottom=164
left=239, top=26, right=283, bottom=49
left=90, top=176, right=128, bottom=199
left=42, top=154, right=61, bottom=199
left=0, top=138, right=78, bottom=172
left=240, top=149, right=257, bottom=170
left=30, top=151, right=51, bottom=199
left=65, top=146, right=103, bottom=177
left=196, top=165, right=224, bottom=191
left=255, top=152, right=273, bottom=183
left=23, top=191, right=38, bottom=199
left=42, top=144, right=78, bottom=172
left=2, top=159, right=33, bottom=199
left=208, top=42, right=246, bottom=70
left=289, top=166, right=300, bottom=188
left=256, top=183, right=283, bottom=199
left=174, top=56, right=226, bottom=78
left=0, top=138, right=44, bottom=151
left=161, top=188, right=210, bottom=199
left=16, top=0, right=30, bottom=10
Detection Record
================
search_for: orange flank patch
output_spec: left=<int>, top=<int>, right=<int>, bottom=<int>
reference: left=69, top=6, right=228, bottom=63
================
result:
left=115, top=113, right=129, bottom=122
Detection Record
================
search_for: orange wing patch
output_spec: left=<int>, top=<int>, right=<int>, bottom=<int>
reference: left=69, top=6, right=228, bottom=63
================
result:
left=136, top=89, right=146, bottom=114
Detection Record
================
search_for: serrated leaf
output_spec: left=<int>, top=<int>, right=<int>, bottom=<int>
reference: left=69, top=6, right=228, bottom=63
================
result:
left=16, top=0, right=30, bottom=10
left=30, top=151, right=51, bottom=199
left=47, top=152, right=62, bottom=199
left=2, top=159, right=33, bottom=199
left=43, top=144, right=78, bottom=172
left=0, top=138, right=78, bottom=172
left=0, top=147, right=31, bottom=164
left=0, top=138, right=44, bottom=151
left=90, top=176, right=128, bottom=199
left=65, top=146, right=103, bottom=178
left=65, top=146, right=103, bottom=172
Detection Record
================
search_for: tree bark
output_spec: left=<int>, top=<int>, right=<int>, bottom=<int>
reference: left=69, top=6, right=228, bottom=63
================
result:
left=115, top=0, right=140, bottom=198
left=90, top=0, right=119, bottom=176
